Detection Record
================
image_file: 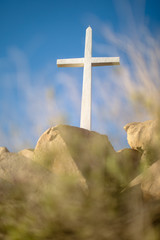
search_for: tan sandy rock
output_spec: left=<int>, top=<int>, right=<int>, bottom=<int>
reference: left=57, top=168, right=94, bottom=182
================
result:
left=18, top=148, right=34, bottom=160
left=124, top=120, right=158, bottom=151
left=0, top=147, right=9, bottom=156
left=0, top=151, right=54, bottom=190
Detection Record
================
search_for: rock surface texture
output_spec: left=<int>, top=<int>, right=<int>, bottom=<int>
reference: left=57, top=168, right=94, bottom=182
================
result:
left=0, top=148, right=54, bottom=189
left=18, top=148, right=34, bottom=160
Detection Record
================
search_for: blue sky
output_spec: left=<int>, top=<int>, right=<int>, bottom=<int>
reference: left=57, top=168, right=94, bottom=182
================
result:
left=0, top=0, right=160, bottom=151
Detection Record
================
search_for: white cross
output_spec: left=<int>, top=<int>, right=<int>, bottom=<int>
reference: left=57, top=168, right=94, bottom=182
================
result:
left=57, top=26, right=120, bottom=130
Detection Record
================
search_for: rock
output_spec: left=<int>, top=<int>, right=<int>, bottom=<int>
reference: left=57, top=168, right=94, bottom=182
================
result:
left=18, top=148, right=34, bottom=160
left=129, top=174, right=143, bottom=188
left=34, top=125, right=115, bottom=189
left=130, top=160, right=160, bottom=200
left=124, top=119, right=160, bottom=165
left=124, top=120, right=158, bottom=152
left=0, top=147, right=9, bottom=156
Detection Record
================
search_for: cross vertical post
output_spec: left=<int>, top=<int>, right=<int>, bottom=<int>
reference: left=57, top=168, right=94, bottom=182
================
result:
left=80, top=26, right=92, bottom=130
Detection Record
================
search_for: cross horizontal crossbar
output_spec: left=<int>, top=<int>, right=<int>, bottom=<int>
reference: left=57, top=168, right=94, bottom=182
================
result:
left=57, top=57, right=120, bottom=68
left=92, top=57, right=120, bottom=66
left=57, top=58, right=84, bottom=67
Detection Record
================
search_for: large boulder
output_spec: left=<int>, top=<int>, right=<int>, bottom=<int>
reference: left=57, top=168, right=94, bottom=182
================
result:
left=34, top=125, right=115, bottom=188
left=124, top=119, right=160, bottom=164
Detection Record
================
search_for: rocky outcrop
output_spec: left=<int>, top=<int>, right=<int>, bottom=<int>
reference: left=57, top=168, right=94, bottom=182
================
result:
left=1, top=123, right=159, bottom=199
left=1, top=123, right=160, bottom=238
left=0, top=125, right=143, bottom=191
left=2, top=118, right=160, bottom=240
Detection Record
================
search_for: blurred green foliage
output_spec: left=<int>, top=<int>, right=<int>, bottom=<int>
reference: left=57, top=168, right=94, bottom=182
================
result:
left=0, top=147, right=160, bottom=240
